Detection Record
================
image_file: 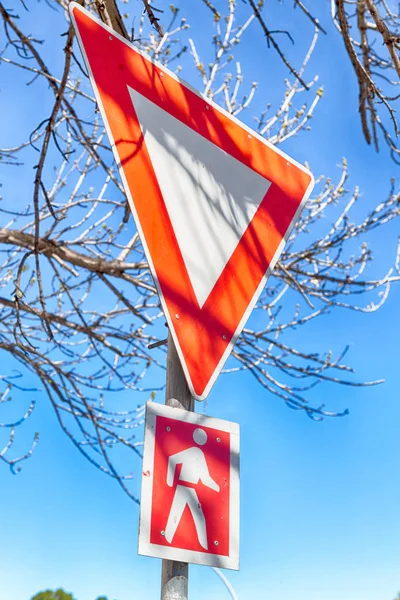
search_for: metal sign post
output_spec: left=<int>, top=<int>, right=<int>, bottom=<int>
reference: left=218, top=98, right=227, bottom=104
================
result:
left=162, top=332, right=193, bottom=600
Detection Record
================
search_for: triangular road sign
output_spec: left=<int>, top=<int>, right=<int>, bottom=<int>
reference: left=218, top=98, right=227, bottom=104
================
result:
left=70, top=4, right=314, bottom=401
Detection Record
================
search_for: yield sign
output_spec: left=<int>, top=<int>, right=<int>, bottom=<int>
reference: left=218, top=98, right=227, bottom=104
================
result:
left=71, top=4, right=314, bottom=400
left=139, top=402, right=240, bottom=569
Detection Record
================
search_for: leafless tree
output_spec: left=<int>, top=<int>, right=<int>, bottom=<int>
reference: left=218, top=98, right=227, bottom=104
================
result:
left=0, top=0, right=399, bottom=503
left=331, top=0, right=400, bottom=160
left=247, top=1, right=400, bottom=159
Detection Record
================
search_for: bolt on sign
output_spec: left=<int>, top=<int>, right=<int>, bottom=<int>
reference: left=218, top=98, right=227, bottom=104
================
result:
left=139, top=402, right=240, bottom=570
left=70, top=3, right=315, bottom=401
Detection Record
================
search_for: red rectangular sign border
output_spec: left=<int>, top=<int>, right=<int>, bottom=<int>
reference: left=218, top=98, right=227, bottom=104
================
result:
left=138, top=402, right=240, bottom=570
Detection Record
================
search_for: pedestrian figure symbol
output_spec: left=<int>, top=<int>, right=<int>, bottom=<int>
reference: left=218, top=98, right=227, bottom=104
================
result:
left=139, top=403, right=239, bottom=569
left=165, top=428, right=220, bottom=550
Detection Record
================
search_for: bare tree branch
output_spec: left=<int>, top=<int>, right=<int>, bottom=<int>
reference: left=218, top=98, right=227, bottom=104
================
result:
left=0, top=0, right=398, bottom=499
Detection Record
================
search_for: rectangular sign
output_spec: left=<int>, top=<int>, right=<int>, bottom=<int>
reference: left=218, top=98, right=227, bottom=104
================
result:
left=138, top=402, right=240, bottom=570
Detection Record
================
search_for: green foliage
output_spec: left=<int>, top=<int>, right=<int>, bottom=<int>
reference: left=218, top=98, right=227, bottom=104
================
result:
left=31, top=590, right=76, bottom=600
left=30, top=591, right=113, bottom=600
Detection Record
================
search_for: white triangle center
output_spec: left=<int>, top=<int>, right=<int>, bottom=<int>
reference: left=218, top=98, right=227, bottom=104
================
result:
left=128, top=86, right=271, bottom=308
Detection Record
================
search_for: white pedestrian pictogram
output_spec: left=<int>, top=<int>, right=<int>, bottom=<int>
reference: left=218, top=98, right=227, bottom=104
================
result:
left=165, top=428, right=220, bottom=550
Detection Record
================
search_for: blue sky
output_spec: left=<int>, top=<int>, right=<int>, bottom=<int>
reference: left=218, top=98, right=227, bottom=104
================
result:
left=1, top=1, right=399, bottom=599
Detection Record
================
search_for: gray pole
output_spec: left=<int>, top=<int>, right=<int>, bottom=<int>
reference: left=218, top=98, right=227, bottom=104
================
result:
left=161, top=332, right=194, bottom=600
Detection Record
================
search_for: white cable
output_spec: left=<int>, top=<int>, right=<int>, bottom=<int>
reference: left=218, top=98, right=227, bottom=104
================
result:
left=212, top=567, right=239, bottom=600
